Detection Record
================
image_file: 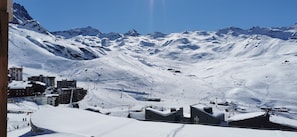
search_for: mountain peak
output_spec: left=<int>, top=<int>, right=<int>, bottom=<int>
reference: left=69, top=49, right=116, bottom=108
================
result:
left=148, top=32, right=167, bottom=39
left=216, top=27, right=247, bottom=36
left=11, top=3, right=33, bottom=24
left=215, top=25, right=297, bottom=40
left=290, top=23, right=297, bottom=30
left=52, top=26, right=102, bottom=38
left=124, top=29, right=140, bottom=37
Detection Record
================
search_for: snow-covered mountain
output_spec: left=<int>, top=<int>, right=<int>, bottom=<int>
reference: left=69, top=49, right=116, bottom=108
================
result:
left=11, top=3, right=33, bottom=25
left=9, top=2, right=297, bottom=122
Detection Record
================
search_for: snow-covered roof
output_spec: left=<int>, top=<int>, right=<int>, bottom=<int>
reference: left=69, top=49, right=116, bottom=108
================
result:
left=191, top=104, right=224, bottom=117
left=270, top=115, right=297, bottom=129
left=8, top=81, right=32, bottom=89
left=60, top=88, right=74, bottom=90
left=45, top=94, right=59, bottom=97
left=228, top=112, right=266, bottom=122
left=146, top=108, right=180, bottom=117
left=129, top=111, right=145, bottom=120
left=35, top=81, right=46, bottom=86
left=30, top=106, right=297, bottom=137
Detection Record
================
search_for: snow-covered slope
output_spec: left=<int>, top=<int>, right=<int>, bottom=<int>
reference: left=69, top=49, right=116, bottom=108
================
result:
left=9, top=3, right=297, bottom=122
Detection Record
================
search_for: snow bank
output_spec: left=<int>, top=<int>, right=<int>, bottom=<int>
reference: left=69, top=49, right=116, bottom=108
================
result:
left=8, top=101, right=39, bottom=112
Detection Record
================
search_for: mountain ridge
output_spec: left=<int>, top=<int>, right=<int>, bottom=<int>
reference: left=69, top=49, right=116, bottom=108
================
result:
left=12, top=3, right=297, bottom=40
left=8, top=3, right=297, bottom=121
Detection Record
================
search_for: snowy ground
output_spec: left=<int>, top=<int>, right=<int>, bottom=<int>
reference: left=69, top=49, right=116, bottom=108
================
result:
left=7, top=101, right=37, bottom=136
left=7, top=16, right=297, bottom=136
left=18, top=106, right=297, bottom=137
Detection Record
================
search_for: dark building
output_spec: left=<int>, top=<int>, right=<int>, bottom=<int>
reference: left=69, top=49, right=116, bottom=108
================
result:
left=55, top=80, right=87, bottom=104
left=57, top=87, right=87, bottom=104
left=145, top=105, right=225, bottom=125
left=145, top=107, right=184, bottom=123
left=228, top=112, right=297, bottom=131
left=190, top=105, right=225, bottom=125
left=267, top=121, right=297, bottom=131
left=28, top=75, right=55, bottom=87
left=8, top=67, right=23, bottom=81
left=57, top=80, right=76, bottom=88
left=228, top=112, right=269, bottom=129
left=8, top=81, right=46, bottom=97
left=46, top=94, right=59, bottom=106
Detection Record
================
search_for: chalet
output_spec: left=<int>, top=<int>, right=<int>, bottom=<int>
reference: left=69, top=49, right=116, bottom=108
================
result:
left=8, top=67, right=23, bottom=81
left=8, top=80, right=46, bottom=97
left=28, top=75, right=56, bottom=87
left=145, top=107, right=184, bottom=123
left=190, top=105, right=225, bottom=125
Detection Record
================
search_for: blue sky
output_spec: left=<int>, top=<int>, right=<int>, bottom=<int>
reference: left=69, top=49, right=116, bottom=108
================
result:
left=14, top=0, right=297, bottom=34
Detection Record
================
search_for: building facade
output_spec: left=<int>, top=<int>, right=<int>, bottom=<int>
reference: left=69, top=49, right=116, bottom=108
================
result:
left=8, top=81, right=46, bottom=97
left=228, top=112, right=297, bottom=131
left=57, top=80, right=77, bottom=88
left=8, top=67, right=23, bottom=81
left=190, top=105, right=225, bottom=125
left=57, top=88, right=87, bottom=104
left=46, top=94, right=59, bottom=106
left=28, top=75, right=55, bottom=87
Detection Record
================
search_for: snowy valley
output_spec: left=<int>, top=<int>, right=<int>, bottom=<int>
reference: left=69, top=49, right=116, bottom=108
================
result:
left=7, top=3, right=297, bottom=137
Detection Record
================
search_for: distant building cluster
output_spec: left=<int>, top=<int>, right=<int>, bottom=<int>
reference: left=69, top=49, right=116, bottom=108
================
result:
left=7, top=67, right=87, bottom=106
